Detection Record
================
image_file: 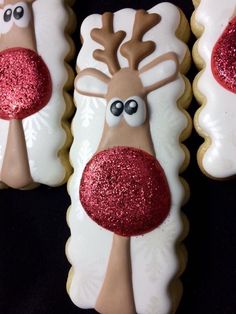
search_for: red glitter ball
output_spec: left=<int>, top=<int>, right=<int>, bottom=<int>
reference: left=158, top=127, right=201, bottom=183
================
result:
left=211, top=16, right=236, bottom=93
left=0, top=47, right=52, bottom=120
left=80, top=146, right=171, bottom=237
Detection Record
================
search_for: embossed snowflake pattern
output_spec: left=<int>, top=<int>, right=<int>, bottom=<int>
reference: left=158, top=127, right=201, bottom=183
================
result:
left=146, top=296, right=160, bottom=314
left=76, top=261, right=102, bottom=301
left=28, top=159, right=40, bottom=181
left=134, top=219, right=178, bottom=281
left=145, top=253, right=160, bottom=282
left=80, top=97, right=105, bottom=128
left=78, top=140, right=93, bottom=168
left=23, top=108, right=51, bottom=148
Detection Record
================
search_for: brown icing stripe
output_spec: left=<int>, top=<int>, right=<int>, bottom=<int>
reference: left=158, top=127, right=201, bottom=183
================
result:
left=95, top=235, right=136, bottom=314
left=1, top=119, right=33, bottom=189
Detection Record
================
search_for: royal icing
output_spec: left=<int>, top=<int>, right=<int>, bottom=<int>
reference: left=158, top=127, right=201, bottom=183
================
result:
left=0, top=0, right=73, bottom=188
left=192, top=0, right=236, bottom=178
left=80, top=146, right=171, bottom=237
left=67, top=3, right=190, bottom=314
left=211, top=15, right=236, bottom=93
left=0, top=48, right=52, bottom=120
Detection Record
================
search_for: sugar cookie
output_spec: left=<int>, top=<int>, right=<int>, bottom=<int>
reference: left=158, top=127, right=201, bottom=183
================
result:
left=0, top=0, right=75, bottom=189
left=67, top=3, right=191, bottom=313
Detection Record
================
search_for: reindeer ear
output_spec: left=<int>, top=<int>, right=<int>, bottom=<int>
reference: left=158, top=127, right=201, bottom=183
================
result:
left=139, top=52, right=179, bottom=94
left=75, top=68, right=110, bottom=98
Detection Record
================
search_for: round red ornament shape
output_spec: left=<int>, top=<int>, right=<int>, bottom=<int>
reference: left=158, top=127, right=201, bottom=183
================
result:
left=80, top=146, right=171, bottom=237
left=211, top=16, right=236, bottom=94
left=0, top=47, right=52, bottom=120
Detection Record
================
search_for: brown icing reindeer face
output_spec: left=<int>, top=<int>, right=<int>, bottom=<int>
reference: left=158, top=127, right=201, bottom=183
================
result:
left=0, top=0, right=36, bottom=51
left=76, top=10, right=179, bottom=155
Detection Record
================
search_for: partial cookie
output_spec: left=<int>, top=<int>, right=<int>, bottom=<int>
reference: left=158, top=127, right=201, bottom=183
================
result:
left=192, top=0, right=236, bottom=179
left=0, top=0, right=75, bottom=189
left=67, top=3, right=191, bottom=314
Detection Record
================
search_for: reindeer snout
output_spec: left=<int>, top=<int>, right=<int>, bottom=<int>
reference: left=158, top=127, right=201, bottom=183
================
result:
left=80, top=146, right=171, bottom=237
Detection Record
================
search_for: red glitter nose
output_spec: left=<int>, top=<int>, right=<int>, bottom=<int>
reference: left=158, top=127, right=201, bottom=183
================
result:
left=211, top=16, right=236, bottom=94
left=0, top=47, right=52, bottom=120
left=80, top=146, right=171, bottom=237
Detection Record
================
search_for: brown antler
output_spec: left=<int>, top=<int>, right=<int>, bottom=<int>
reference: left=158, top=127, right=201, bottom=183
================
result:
left=91, top=12, right=126, bottom=75
left=120, top=10, right=161, bottom=70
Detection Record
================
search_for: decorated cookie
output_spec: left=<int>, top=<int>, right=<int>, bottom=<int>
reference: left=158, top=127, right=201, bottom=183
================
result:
left=67, top=3, right=191, bottom=314
left=192, top=0, right=236, bottom=178
left=0, top=0, right=75, bottom=189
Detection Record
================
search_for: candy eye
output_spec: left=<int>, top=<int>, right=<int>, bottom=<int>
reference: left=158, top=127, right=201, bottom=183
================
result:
left=125, top=99, right=138, bottom=115
left=110, top=100, right=124, bottom=117
left=3, top=8, right=12, bottom=22
left=12, top=2, right=30, bottom=28
left=1, top=6, right=14, bottom=33
left=106, top=98, right=124, bottom=127
left=13, top=6, right=24, bottom=20
left=124, top=96, right=146, bottom=127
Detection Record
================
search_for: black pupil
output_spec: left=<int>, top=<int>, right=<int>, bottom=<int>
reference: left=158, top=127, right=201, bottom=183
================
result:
left=13, top=6, right=24, bottom=20
left=125, top=99, right=138, bottom=115
left=4, top=9, right=12, bottom=22
left=110, top=100, right=124, bottom=117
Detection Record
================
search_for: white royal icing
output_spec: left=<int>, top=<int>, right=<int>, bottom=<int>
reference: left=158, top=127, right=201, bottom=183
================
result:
left=193, top=0, right=236, bottom=178
left=76, top=75, right=109, bottom=98
left=0, top=0, right=71, bottom=187
left=140, top=58, right=178, bottom=89
left=67, top=3, right=189, bottom=314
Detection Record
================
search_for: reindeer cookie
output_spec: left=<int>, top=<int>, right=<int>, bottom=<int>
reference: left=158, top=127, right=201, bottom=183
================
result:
left=67, top=3, right=191, bottom=314
left=192, top=0, right=236, bottom=178
left=0, top=0, right=74, bottom=189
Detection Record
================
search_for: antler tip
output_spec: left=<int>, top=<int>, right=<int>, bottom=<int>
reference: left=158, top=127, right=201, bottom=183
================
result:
left=90, top=12, right=126, bottom=75
left=120, top=10, right=161, bottom=70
